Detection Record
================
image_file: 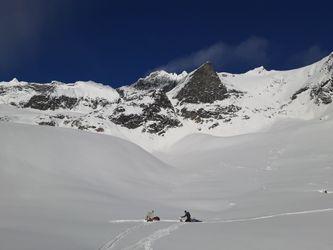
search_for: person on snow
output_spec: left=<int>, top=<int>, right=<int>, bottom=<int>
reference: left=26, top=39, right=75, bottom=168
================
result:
left=145, top=210, right=155, bottom=222
left=181, top=210, right=191, bottom=222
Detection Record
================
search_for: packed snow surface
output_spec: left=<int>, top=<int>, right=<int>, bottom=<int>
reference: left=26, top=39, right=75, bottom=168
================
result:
left=1, top=113, right=333, bottom=249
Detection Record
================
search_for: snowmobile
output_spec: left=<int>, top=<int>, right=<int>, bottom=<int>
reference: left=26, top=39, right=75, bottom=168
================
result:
left=180, top=210, right=202, bottom=222
left=146, top=216, right=160, bottom=222
left=145, top=210, right=160, bottom=222
left=179, top=217, right=202, bottom=222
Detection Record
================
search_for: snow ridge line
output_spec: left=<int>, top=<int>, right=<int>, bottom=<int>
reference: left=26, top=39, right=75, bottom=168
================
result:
left=108, top=219, right=146, bottom=224
left=98, top=223, right=145, bottom=250
left=123, top=223, right=183, bottom=250
left=210, top=208, right=333, bottom=224
left=108, top=219, right=179, bottom=224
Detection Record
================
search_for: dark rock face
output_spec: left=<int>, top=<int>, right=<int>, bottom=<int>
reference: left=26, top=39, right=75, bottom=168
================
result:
left=147, top=90, right=174, bottom=110
left=142, top=91, right=182, bottom=134
left=24, top=94, right=112, bottom=111
left=0, top=82, right=115, bottom=111
left=321, top=53, right=333, bottom=73
left=180, top=105, right=241, bottom=123
left=71, top=119, right=97, bottom=130
left=310, top=54, right=333, bottom=104
left=175, top=63, right=228, bottom=103
left=116, top=88, right=125, bottom=98
left=0, top=86, right=5, bottom=95
left=110, top=90, right=182, bottom=134
left=38, top=121, right=56, bottom=126
left=0, top=84, right=55, bottom=96
left=310, top=79, right=333, bottom=104
left=110, top=111, right=181, bottom=135
left=51, top=114, right=66, bottom=119
left=110, top=113, right=144, bottom=129
left=143, top=116, right=181, bottom=135
left=24, top=95, right=78, bottom=110
left=83, top=98, right=112, bottom=109
left=96, top=127, right=104, bottom=132
left=291, top=87, right=310, bottom=100
left=224, top=89, right=245, bottom=98
left=29, top=84, right=55, bottom=93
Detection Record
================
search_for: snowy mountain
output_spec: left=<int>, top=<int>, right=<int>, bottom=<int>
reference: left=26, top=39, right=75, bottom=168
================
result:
left=0, top=53, right=333, bottom=150
left=1, top=53, right=333, bottom=250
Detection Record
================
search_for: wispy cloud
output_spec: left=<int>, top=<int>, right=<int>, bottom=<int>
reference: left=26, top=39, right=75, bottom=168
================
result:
left=158, top=37, right=269, bottom=72
left=286, top=45, right=329, bottom=68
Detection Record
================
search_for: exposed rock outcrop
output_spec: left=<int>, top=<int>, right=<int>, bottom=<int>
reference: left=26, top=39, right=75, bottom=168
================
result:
left=110, top=90, right=182, bottom=135
left=175, top=62, right=228, bottom=103
left=25, top=95, right=78, bottom=110
left=310, top=79, right=333, bottom=104
left=291, top=87, right=310, bottom=100
left=180, top=105, right=241, bottom=123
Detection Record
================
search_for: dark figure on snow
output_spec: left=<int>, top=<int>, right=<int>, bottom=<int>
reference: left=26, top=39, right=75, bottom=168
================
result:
left=181, top=210, right=191, bottom=222
left=145, top=210, right=160, bottom=222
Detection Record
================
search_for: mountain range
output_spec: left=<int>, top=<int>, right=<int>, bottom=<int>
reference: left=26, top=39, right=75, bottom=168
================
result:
left=0, top=53, right=332, bottom=150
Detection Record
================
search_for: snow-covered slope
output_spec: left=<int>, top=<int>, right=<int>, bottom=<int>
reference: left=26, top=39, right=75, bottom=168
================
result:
left=0, top=122, right=180, bottom=250
left=1, top=112, right=333, bottom=250
left=0, top=53, right=333, bottom=151
left=0, top=79, right=120, bottom=105
left=2, top=53, right=333, bottom=250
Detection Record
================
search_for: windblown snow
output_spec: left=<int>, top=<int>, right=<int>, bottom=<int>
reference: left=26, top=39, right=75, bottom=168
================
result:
left=1, top=54, right=333, bottom=250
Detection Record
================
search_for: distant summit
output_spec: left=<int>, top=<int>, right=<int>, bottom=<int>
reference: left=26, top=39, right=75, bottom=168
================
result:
left=175, top=62, right=228, bottom=104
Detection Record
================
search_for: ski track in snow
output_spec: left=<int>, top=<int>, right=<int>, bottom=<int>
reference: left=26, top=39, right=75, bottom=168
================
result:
left=123, top=223, right=182, bottom=250
left=108, top=220, right=146, bottom=224
left=210, top=208, right=333, bottom=224
left=109, top=219, right=179, bottom=224
left=100, top=208, right=333, bottom=250
left=98, top=223, right=146, bottom=250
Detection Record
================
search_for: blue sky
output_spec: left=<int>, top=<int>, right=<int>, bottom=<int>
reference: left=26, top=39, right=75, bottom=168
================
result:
left=0, top=0, right=332, bottom=87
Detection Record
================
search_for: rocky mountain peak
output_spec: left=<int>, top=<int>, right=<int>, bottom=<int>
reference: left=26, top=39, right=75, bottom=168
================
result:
left=174, top=62, right=228, bottom=103
left=308, top=53, right=333, bottom=104
left=132, top=70, right=186, bottom=92
left=1, top=53, right=333, bottom=142
left=326, top=53, right=333, bottom=72
left=246, top=66, right=267, bottom=75
left=10, top=78, right=20, bottom=83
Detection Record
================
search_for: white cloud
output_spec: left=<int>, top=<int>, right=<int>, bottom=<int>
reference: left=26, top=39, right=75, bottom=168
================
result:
left=159, top=37, right=269, bottom=72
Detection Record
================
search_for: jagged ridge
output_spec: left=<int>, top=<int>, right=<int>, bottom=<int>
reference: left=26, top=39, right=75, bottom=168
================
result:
left=0, top=53, right=333, bottom=148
